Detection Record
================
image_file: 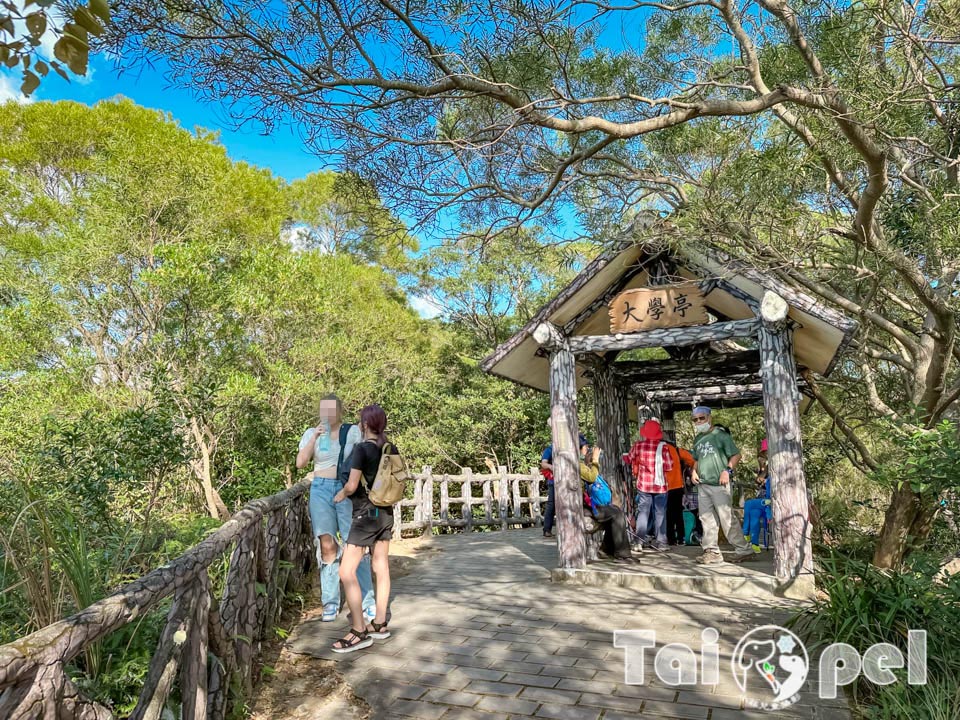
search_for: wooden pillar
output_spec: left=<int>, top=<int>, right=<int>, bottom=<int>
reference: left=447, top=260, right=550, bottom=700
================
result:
left=758, top=291, right=814, bottom=598
left=535, top=322, right=587, bottom=569
left=593, top=362, right=630, bottom=512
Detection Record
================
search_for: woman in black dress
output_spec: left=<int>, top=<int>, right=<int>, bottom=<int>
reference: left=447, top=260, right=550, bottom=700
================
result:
left=331, top=404, right=395, bottom=653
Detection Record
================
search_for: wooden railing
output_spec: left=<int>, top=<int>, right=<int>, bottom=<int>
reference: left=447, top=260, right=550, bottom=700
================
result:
left=0, top=468, right=547, bottom=719
left=393, top=467, right=546, bottom=535
left=0, top=481, right=315, bottom=720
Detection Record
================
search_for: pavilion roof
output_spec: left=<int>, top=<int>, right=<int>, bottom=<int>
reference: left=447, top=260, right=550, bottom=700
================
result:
left=480, top=236, right=857, bottom=396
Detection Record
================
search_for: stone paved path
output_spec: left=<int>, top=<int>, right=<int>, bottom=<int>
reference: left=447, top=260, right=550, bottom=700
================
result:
left=286, top=529, right=850, bottom=719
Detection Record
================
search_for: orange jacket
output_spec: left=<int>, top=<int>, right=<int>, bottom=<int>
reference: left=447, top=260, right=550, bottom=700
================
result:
left=665, top=445, right=695, bottom=491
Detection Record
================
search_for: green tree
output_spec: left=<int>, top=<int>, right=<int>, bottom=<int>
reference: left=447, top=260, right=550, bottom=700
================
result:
left=412, top=228, right=591, bottom=348
left=286, top=170, right=418, bottom=270
left=104, top=0, right=960, bottom=567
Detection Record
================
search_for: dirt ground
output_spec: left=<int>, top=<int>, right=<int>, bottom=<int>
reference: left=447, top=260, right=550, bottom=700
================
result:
left=248, top=535, right=439, bottom=720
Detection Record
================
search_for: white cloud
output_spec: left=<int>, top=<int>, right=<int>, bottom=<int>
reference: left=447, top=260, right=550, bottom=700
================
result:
left=0, top=73, right=33, bottom=104
left=409, top=294, right=444, bottom=320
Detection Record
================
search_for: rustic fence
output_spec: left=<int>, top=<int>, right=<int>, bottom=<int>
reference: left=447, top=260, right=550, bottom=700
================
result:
left=0, top=481, right=315, bottom=720
left=393, top=467, right=546, bottom=535
left=0, top=468, right=546, bottom=719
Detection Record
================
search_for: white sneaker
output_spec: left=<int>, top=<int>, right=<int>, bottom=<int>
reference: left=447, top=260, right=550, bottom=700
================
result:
left=321, top=603, right=339, bottom=622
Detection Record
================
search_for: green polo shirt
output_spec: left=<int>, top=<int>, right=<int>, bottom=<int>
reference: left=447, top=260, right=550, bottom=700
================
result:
left=692, top=428, right=739, bottom=486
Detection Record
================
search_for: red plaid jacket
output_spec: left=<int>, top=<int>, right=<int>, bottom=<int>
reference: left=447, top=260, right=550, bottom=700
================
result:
left=627, top=439, right=675, bottom=494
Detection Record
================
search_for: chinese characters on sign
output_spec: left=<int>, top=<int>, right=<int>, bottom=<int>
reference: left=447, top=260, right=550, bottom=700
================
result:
left=609, top=284, right=708, bottom=333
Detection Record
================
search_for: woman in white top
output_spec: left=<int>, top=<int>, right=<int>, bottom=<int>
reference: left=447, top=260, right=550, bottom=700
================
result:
left=296, top=394, right=375, bottom=623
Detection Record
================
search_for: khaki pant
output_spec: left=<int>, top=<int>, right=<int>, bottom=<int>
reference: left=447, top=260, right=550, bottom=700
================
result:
left=698, top=484, right=749, bottom=554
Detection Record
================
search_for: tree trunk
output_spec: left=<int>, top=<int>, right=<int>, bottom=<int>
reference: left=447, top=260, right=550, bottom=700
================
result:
left=759, top=292, right=814, bottom=597
left=872, top=484, right=939, bottom=568
left=873, top=306, right=952, bottom=568
left=189, top=417, right=230, bottom=521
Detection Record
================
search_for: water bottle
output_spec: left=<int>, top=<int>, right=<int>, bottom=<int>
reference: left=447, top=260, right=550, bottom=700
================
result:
left=318, top=420, right=331, bottom=453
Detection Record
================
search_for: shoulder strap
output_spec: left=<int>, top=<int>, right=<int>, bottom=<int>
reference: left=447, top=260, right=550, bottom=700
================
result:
left=337, top=423, right=352, bottom=471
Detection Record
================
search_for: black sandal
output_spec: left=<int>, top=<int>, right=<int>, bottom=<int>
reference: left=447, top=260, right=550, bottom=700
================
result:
left=366, top=620, right=391, bottom=639
left=331, top=627, right=372, bottom=654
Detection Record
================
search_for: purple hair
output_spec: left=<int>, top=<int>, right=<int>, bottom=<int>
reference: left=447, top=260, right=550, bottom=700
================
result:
left=359, top=404, right=388, bottom=447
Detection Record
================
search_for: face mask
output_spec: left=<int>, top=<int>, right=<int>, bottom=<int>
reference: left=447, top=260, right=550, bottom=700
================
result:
left=694, top=423, right=711, bottom=434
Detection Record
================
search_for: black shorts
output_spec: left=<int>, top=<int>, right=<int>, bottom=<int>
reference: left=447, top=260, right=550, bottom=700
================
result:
left=346, top=501, right=394, bottom=547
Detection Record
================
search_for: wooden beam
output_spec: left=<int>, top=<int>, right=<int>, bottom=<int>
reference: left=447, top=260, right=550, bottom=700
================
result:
left=548, top=340, right=588, bottom=569
left=564, top=319, right=759, bottom=354
left=758, top=291, right=814, bottom=598
left=636, top=382, right=765, bottom=402
left=611, top=350, right=760, bottom=384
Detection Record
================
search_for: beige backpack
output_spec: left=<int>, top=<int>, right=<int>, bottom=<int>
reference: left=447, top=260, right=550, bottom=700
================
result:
left=368, top=442, right=410, bottom=507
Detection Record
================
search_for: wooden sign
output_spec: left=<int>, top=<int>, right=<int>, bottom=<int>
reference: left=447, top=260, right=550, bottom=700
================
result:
left=609, top=283, right=708, bottom=333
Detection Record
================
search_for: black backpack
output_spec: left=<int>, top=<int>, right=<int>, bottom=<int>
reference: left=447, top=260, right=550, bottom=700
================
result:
left=336, top=423, right=355, bottom=484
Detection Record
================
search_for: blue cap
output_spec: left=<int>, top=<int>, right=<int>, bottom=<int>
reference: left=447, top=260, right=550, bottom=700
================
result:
left=579, top=434, right=589, bottom=447
left=693, top=406, right=712, bottom=417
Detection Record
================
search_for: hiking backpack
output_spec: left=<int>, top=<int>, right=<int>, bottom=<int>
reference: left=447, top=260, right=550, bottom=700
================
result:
left=368, top=441, right=411, bottom=507
left=587, top=474, right=613, bottom=511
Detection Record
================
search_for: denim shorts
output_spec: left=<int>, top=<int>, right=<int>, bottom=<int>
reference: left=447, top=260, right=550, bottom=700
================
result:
left=309, top=476, right=353, bottom=542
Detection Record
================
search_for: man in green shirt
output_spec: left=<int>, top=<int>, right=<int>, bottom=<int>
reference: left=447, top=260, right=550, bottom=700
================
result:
left=691, top=406, right=753, bottom=564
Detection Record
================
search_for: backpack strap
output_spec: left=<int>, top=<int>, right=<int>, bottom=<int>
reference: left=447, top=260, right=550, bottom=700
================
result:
left=336, top=423, right=352, bottom=478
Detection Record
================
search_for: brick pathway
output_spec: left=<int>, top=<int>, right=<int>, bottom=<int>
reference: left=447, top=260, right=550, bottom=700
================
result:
left=286, top=529, right=850, bottom=719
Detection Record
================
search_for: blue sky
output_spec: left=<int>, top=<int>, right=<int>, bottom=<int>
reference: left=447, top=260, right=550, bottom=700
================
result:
left=1, top=54, right=327, bottom=182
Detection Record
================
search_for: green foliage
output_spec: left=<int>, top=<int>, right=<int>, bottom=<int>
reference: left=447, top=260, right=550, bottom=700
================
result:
left=0, top=0, right=109, bottom=95
left=285, top=171, right=418, bottom=269
left=872, top=419, right=960, bottom=497
left=792, top=554, right=960, bottom=718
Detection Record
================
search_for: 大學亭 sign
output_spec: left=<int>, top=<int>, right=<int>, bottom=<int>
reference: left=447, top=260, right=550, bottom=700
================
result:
left=608, top=284, right=708, bottom=333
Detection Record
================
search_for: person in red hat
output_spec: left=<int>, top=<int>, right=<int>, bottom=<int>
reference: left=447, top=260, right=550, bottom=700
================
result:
left=626, top=419, right=675, bottom=551
left=742, top=438, right=772, bottom=553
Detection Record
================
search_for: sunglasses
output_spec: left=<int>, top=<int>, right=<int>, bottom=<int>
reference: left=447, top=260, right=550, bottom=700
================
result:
left=692, top=416, right=708, bottom=422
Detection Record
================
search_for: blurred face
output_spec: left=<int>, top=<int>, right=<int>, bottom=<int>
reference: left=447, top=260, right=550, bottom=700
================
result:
left=692, top=412, right=711, bottom=434
left=318, top=399, right=341, bottom=425
left=759, top=450, right=768, bottom=467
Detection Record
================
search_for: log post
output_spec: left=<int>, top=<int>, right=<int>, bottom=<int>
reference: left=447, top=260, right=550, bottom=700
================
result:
left=512, top=477, right=523, bottom=524
left=498, top=466, right=509, bottom=531
left=530, top=473, right=542, bottom=524
left=758, top=290, right=814, bottom=598
left=482, top=477, right=493, bottom=524
left=462, top=468, right=474, bottom=531
left=440, top=474, right=450, bottom=526
left=130, top=583, right=201, bottom=720
left=222, top=523, right=259, bottom=697
left=206, top=592, right=236, bottom=720
left=537, top=322, right=587, bottom=569
left=593, top=361, right=630, bottom=513
left=181, top=571, right=211, bottom=720
left=422, top=466, right=434, bottom=535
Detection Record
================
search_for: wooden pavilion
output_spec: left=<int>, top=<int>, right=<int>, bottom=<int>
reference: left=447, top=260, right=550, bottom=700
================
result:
left=480, top=237, right=857, bottom=597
